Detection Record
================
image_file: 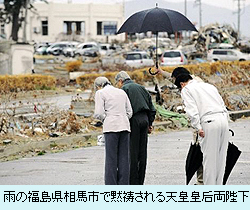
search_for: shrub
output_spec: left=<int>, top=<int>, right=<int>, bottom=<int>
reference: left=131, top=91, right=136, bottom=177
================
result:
left=66, top=60, right=83, bottom=72
left=0, top=75, right=56, bottom=93
left=76, top=61, right=250, bottom=89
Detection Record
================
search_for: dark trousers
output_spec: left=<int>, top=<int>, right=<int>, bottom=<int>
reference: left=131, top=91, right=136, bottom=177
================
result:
left=104, top=131, right=130, bottom=185
left=129, top=112, right=149, bottom=185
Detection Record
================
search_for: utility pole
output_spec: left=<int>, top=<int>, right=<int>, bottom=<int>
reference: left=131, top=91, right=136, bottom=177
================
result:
left=234, top=0, right=245, bottom=37
left=194, top=0, right=202, bottom=29
left=238, top=0, right=240, bottom=36
left=184, top=0, right=187, bottom=39
left=184, top=0, right=187, bottom=16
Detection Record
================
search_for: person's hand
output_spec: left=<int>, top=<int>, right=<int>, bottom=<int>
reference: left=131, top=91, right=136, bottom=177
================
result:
left=198, top=129, right=205, bottom=138
left=155, top=65, right=163, bottom=75
left=148, top=126, right=153, bottom=134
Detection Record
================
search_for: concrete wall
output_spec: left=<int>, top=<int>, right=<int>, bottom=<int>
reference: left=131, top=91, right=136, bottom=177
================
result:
left=0, top=42, right=33, bottom=75
left=11, top=44, right=34, bottom=75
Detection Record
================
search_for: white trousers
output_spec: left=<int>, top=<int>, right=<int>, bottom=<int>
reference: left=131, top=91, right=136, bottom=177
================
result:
left=199, top=113, right=229, bottom=185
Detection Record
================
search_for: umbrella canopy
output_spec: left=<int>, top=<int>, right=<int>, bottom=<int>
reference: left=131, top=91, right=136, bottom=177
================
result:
left=223, top=142, right=241, bottom=185
left=117, top=7, right=197, bottom=34
left=185, top=142, right=203, bottom=185
left=117, top=6, right=197, bottom=71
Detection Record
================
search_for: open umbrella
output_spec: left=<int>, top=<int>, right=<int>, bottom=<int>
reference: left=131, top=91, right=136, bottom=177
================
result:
left=117, top=4, right=197, bottom=72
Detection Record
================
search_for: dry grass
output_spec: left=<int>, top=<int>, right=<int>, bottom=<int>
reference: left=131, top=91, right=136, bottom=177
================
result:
left=76, top=61, right=250, bottom=89
left=0, top=75, right=56, bottom=93
left=65, top=60, right=83, bottom=72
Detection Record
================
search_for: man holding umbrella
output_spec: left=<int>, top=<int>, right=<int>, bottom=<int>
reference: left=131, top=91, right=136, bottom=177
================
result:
left=174, top=73, right=229, bottom=185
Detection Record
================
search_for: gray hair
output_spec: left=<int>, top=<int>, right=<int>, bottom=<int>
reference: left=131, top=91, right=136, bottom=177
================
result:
left=94, top=77, right=111, bottom=90
left=115, top=71, right=131, bottom=82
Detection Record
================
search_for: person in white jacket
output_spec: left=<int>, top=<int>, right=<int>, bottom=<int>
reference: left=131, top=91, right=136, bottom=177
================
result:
left=94, top=77, right=133, bottom=185
left=175, top=74, right=229, bottom=185
left=156, top=66, right=204, bottom=185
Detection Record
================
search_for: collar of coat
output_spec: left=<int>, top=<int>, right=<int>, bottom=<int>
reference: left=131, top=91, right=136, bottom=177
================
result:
left=123, top=79, right=133, bottom=85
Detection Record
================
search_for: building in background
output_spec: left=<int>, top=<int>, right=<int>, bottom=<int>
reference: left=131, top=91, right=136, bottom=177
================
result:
left=1, top=1, right=124, bottom=43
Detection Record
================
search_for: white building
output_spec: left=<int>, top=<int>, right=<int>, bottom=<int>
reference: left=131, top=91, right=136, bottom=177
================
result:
left=1, top=1, right=125, bottom=43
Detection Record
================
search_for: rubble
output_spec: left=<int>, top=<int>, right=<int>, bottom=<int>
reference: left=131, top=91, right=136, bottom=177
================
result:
left=170, top=23, right=243, bottom=60
left=156, top=65, right=250, bottom=114
left=238, top=39, right=250, bottom=53
left=97, top=135, right=105, bottom=146
left=0, top=99, right=101, bottom=142
left=3, top=139, right=12, bottom=145
left=1, top=22, right=250, bottom=161
left=1, top=61, right=249, bottom=144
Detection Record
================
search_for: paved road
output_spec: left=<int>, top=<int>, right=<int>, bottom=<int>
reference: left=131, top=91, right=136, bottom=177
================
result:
left=0, top=119, right=249, bottom=185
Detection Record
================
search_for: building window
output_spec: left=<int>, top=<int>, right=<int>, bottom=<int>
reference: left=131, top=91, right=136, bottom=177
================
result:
left=42, top=20, right=48, bottom=36
left=97, top=22, right=102, bottom=35
left=63, top=21, right=85, bottom=35
left=97, top=21, right=117, bottom=35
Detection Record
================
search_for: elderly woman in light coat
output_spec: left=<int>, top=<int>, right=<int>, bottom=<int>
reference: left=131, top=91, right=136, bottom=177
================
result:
left=94, top=77, right=133, bottom=185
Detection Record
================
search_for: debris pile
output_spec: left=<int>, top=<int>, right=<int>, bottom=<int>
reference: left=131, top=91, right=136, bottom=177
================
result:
left=196, top=23, right=237, bottom=50
left=157, top=66, right=250, bottom=113
left=238, top=39, right=250, bottom=54
left=0, top=106, right=101, bottom=142
left=178, top=23, right=239, bottom=59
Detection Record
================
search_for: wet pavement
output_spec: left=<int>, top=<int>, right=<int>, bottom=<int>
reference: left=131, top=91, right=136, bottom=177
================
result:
left=0, top=119, right=249, bottom=185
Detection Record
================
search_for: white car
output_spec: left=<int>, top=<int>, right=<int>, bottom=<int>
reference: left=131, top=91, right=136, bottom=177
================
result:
left=99, top=44, right=120, bottom=55
left=160, top=50, right=188, bottom=66
left=35, top=43, right=50, bottom=55
left=207, top=49, right=250, bottom=62
left=74, top=42, right=100, bottom=56
left=124, top=51, right=154, bottom=68
left=100, top=44, right=112, bottom=55
left=46, top=42, right=69, bottom=56
left=62, top=41, right=79, bottom=57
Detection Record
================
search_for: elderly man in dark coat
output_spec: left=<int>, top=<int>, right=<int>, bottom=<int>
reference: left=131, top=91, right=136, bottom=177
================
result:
left=115, top=71, right=156, bottom=185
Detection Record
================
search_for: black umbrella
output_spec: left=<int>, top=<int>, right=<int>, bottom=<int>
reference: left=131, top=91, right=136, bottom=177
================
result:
left=186, top=129, right=241, bottom=185
left=117, top=4, right=197, bottom=72
left=223, top=130, right=242, bottom=185
left=185, top=142, right=203, bottom=185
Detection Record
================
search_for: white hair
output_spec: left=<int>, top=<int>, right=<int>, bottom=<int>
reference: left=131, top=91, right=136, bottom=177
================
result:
left=115, top=71, right=131, bottom=82
left=94, top=77, right=111, bottom=90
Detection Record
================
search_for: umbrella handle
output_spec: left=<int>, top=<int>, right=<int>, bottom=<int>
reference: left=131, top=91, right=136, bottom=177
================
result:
left=229, top=129, right=234, bottom=136
left=149, top=67, right=158, bottom=75
left=149, top=61, right=159, bottom=75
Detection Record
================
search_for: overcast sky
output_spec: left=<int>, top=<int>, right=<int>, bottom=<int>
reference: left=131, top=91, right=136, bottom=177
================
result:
left=50, top=0, right=250, bottom=11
